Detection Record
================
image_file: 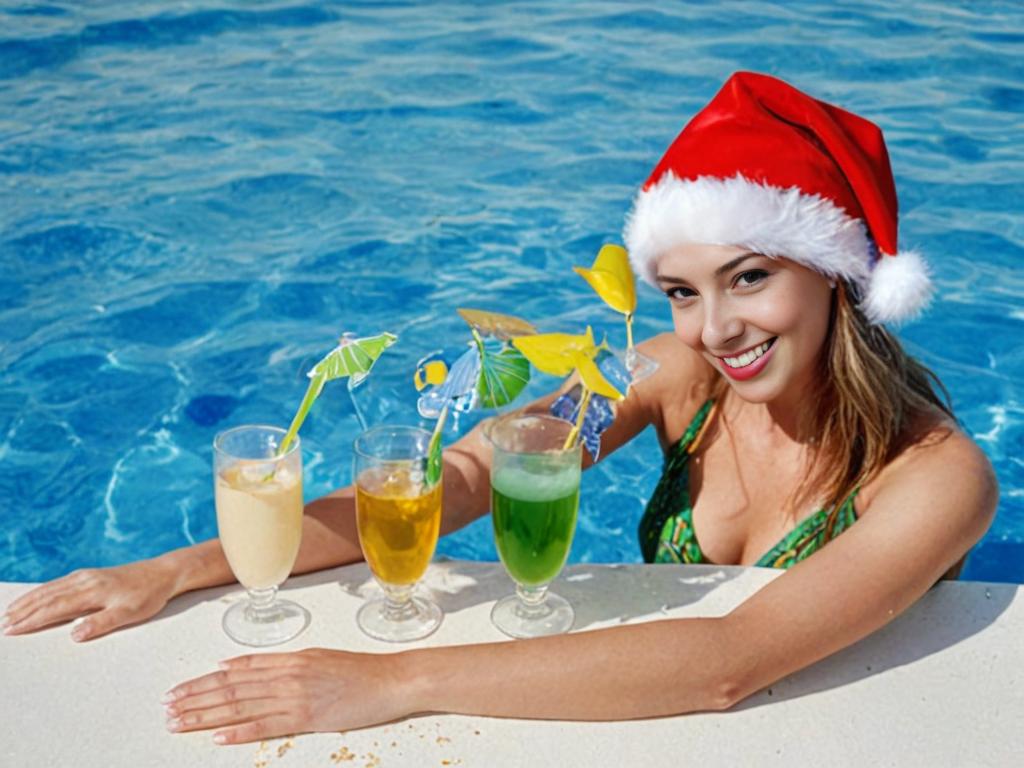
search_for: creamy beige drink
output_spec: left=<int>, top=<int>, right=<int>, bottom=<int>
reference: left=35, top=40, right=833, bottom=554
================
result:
left=215, top=464, right=303, bottom=590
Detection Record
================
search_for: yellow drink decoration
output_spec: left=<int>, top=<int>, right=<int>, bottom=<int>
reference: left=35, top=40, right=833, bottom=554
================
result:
left=356, top=467, right=442, bottom=586
left=573, top=243, right=658, bottom=385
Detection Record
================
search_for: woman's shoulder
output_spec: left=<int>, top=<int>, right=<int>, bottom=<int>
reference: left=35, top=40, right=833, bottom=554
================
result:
left=633, top=333, right=717, bottom=447
left=859, top=410, right=998, bottom=531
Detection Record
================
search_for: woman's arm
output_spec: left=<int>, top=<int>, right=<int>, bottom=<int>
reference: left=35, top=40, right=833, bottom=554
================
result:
left=416, top=426, right=999, bottom=720
left=4, top=334, right=672, bottom=641
left=163, top=423, right=996, bottom=742
left=714, top=427, right=997, bottom=703
left=3, top=475, right=413, bottom=639
left=1, top=424, right=497, bottom=640
left=405, top=430, right=996, bottom=721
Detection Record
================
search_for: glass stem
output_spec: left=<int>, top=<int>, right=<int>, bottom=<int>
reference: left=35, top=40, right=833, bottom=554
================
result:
left=246, top=586, right=278, bottom=621
left=515, top=583, right=551, bottom=618
left=382, top=583, right=417, bottom=622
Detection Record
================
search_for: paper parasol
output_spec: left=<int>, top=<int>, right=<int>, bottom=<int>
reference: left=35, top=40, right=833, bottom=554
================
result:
left=416, top=309, right=536, bottom=485
left=512, top=326, right=624, bottom=451
left=278, top=331, right=398, bottom=455
left=574, top=244, right=657, bottom=383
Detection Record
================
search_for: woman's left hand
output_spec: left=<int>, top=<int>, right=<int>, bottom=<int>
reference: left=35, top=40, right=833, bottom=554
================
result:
left=163, top=648, right=413, bottom=744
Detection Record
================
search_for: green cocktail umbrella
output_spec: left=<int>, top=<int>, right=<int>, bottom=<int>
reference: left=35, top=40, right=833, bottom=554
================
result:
left=417, top=309, right=536, bottom=486
left=277, top=331, right=398, bottom=456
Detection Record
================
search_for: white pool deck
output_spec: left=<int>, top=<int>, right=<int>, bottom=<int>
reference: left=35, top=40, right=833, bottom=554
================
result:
left=2, top=560, right=1022, bottom=767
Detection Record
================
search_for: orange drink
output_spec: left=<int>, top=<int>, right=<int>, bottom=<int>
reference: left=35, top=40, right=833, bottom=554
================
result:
left=352, top=425, right=444, bottom=642
left=356, top=466, right=442, bottom=586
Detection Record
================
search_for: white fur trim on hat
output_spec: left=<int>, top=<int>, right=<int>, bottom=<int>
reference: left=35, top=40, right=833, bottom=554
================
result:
left=618, top=173, right=933, bottom=323
left=623, top=173, right=932, bottom=323
left=624, top=172, right=873, bottom=287
left=863, top=248, right=931, bottom=324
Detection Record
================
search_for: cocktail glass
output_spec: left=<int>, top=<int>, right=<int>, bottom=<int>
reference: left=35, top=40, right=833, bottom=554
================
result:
left=486, top=413, right=581, bottom=638
left=213, top=425, right=310, bottom=647
left=353, top=425, right=444, bottom=642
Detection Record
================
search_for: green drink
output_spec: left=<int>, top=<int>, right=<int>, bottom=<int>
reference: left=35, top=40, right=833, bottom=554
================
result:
left=491, top=463, right=580, bottom=587
left=486, top=412, right=582, bottom=638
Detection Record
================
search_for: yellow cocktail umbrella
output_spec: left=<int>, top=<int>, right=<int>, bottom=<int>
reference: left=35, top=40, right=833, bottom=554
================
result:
left=513, top=327, right=624, bottom=449
left=574, top=244, right=658, bottom=385
left=574, top=245, right=637, bottom=349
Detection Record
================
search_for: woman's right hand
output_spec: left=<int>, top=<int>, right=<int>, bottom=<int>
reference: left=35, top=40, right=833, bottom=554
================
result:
left=3, top=558, right=181, bottom=642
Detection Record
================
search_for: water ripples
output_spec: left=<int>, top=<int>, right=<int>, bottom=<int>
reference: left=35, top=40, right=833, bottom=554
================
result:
left=1, top=0, right=1023, bottom=582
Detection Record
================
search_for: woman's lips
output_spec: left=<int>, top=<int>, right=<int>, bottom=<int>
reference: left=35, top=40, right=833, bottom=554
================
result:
left=716, top=338, right=777, bottom=382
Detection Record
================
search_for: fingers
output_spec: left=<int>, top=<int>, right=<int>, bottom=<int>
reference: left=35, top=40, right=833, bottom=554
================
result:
left=4, top=586, right=46, bottom=619
left=69, top=607, right=135, bottom=642
left=4, top=589, right=102, bottom=636
left=219, top=652, right=313, bottom=671
left=164, top=650, right=366, bottom=745
left=166, top=696, right=292, bottom=736
left=166, top=680, right=281, bottom=717
left=164, top=668, right=289, bottom=704
left=4, top=577, right=81, bottom=625
left=5, top=567, right=167, bottom=641
left=214, top=715, right=298, bottom=745
left=165, top=678, right=301, bottom=744
left=164, top=664, right=314, bottom=745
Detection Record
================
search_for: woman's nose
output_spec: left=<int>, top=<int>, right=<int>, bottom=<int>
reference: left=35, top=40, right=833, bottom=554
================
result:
left=700, top=298, right=744, bottom=350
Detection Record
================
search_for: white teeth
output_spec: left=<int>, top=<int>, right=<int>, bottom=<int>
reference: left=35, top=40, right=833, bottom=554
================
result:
left=723, top=340, right=773, bottom=369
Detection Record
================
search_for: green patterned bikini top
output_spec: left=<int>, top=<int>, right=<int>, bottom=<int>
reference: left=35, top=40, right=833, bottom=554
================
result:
left=638, top=399, right=860, bottom=569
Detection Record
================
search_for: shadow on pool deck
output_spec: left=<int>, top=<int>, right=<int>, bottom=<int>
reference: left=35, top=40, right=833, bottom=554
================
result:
left=734, top=579, right=1018, bottom=710
left=330, top=559, right=746, bottom=631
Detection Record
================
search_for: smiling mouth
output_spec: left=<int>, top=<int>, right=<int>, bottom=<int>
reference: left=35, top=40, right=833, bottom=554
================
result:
left=719, top=338, right=777, bottom=369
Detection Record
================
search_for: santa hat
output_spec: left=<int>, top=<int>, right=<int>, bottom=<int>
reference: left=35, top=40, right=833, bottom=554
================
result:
left=623, top=72, right=930, bottom=324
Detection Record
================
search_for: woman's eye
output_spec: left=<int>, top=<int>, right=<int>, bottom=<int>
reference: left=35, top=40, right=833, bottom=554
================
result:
left=735, top=269, right=769, bottom=288
left=665, top=286, right=695, bottom=301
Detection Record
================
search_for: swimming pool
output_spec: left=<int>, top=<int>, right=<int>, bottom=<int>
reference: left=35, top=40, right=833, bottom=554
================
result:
left=2, top=1, right=1022, bottom=584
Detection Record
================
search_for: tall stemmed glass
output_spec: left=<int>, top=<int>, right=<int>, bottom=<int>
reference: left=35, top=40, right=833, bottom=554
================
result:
left=353, top=425, right=444, bottom=642
left=487, top=413, right=582, bottom=638
left=213, top=425, right=310, bottom=647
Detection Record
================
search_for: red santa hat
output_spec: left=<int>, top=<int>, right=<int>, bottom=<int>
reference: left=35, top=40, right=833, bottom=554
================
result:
left=623, top=71, right=931, bottom=324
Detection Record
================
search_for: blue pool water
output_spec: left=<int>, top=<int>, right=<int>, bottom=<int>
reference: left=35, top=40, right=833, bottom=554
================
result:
left=2, top=1, right=1023, bottom=584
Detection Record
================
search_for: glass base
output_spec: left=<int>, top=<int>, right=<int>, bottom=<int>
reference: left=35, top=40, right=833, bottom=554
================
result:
left=491, top=591, right=574, bottom=639
left=357, top=595, right=443, bottom=643
left=222, top=598, right=310, bottom=647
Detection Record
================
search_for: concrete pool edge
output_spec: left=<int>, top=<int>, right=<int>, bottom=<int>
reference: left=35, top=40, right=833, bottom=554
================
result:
left=2, top=561, right=1022, bottom=766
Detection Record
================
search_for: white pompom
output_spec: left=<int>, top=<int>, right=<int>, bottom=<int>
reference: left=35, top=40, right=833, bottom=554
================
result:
left=862, top=250, right=932, bottom=324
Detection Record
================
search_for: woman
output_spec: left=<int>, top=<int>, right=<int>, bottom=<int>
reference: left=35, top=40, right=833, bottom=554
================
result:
left=4, top=72, right=997, bottom=743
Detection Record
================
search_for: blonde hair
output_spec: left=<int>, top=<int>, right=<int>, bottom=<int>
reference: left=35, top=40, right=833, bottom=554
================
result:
left=710, top=282, right=953, bottom=531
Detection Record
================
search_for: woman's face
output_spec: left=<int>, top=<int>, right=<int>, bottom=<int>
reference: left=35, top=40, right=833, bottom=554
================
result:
left=654, top=243, right=834, bottom=404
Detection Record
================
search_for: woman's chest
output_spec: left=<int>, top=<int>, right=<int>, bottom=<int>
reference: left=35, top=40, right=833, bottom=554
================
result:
left=685, top=434, right=818, bottom=566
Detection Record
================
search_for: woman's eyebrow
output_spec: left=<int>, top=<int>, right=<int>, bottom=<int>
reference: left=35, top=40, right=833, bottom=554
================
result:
left=656, top=252, right=761, bottom=284
left=714, top=252, right=761, bottom=276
